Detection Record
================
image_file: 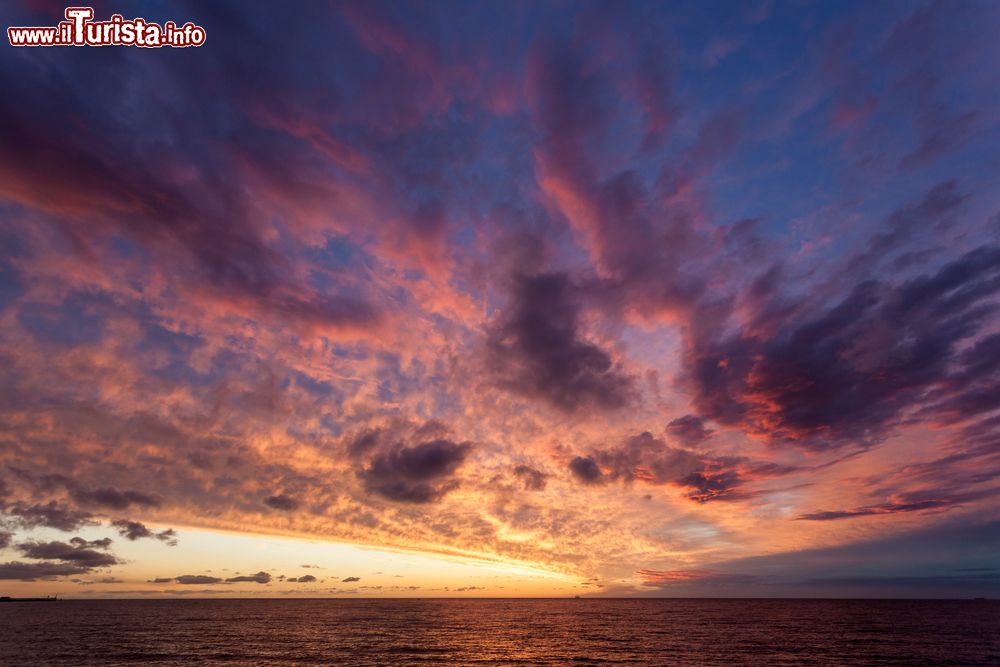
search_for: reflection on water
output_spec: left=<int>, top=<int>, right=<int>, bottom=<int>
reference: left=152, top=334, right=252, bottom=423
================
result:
left=1, top=598, right=998, bottom=665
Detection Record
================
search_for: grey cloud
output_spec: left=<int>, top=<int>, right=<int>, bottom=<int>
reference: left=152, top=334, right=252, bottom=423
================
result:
left=111, top=519, right=178, bottom=545
left=359, top=439, right=471, bottom=503
left=174, top=575, right=224, bottom=585
left=17, top=539, right=118, bottom=568
left=226, top=571, right=271, bottom=584
left=5, top=501, right=97, bottom=532
left=568, top=456, right=604, bottom=485
left=488, top=272, right=634, bottom=413
left=0, top=561, right=92, bottom=580
left=264, top=494, right=299, bottom=511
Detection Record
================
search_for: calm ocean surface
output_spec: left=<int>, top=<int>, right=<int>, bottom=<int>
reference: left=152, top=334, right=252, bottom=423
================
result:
left=0, top=599, right=997, bottom=666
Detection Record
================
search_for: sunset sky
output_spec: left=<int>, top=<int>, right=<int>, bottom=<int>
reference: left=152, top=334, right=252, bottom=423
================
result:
left=1, top=0, right=999, bottom=599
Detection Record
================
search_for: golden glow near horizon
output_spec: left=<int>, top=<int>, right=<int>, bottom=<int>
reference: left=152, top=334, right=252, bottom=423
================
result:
left=0, top=522, right=584, bottom=599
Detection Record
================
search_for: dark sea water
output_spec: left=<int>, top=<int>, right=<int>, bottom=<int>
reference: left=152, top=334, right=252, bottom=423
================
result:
left=0, top=598, right=998, bottom=666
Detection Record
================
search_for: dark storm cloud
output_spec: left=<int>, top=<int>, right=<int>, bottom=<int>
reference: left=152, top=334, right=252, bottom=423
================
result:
left=4, top=501, right=97, bottom=532
left=359, top=439, right=471, bottom=503
left=0, top=561, right=92, bottom=580
left=70, top=487, right=161, bottom=511
left=489, top=272, right=633, bottom=413
left=0, top=531, right=11, bottom=549
left=665, top=415, right=714, bottom=446
left=678, top=470, right=746, bottom=504
left=570, top=433, right=796, bottom=503
left=513, top=465, right=548, bottom=491
left=686, top=245, right=1000, bottom=450
left=347, top=429, right=382, bottom=457
left=226, top=571, right=272, bottom=584
left=16, top=539, right=118, bottom=568
left=263, top=494, right=300, bottom=511
left=111, top=519, right=178, bottom=546
left=568, top=456, right=604, bottom=485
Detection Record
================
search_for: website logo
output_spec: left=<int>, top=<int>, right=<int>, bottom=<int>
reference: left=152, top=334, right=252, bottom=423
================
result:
left=8, top=7, right=206, bottom=48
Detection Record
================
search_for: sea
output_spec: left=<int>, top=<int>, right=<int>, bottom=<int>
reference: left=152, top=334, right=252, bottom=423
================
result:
left=0, top=598, right=998, bottom=665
